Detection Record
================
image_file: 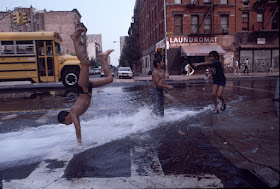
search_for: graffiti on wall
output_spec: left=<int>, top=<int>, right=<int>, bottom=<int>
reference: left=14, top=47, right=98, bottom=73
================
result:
left=272, top=56, right=279, bottom=71
left=254, top=59, right=270, bottom=72
left=239, top=57, right=279, bottom=72
left=224, top=52, right=234, bottom=68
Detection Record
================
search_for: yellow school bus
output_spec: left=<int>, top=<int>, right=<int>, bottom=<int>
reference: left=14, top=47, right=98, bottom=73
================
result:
left=0, top=32, right=80, bottom=87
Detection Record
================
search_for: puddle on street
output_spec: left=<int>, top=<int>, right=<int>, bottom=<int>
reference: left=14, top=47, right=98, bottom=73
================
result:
left=0, top=78, right=277, bottom=187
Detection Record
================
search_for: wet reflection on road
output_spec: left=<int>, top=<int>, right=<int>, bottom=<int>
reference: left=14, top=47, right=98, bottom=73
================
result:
left=0, top=78, right=278, bottom=188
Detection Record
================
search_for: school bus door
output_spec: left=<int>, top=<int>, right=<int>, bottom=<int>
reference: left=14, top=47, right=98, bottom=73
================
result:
left=36, top=41, right=55, bottom=82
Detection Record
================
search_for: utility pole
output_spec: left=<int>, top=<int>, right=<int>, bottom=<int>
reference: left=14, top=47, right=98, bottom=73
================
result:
left=164, top=0, right=169, bottom=77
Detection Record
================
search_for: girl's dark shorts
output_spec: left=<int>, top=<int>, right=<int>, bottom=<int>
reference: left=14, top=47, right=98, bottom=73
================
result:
left=213, top=80, right=226, bottom=87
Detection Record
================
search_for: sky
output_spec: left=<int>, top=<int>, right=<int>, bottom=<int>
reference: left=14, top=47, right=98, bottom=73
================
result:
left=1, top=0, right=136, bottom=66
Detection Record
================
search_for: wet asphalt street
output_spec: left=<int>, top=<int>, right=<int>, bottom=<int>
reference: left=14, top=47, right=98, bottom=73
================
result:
left=0, top=76, right=279, bottom=188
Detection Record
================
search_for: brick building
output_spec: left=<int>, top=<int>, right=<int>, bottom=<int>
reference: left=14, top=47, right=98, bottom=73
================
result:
left=87, top=34, right=103, bottom=62
left=235, top=0, right=279, bottom=72
left=0, top=6, right=87, bottom=56
left=133, top=0, right=279, bottom=75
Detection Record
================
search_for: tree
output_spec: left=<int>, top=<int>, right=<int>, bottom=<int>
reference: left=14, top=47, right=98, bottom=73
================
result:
left=89, top=58, right=101, bottom=68
left=119, top=35, right=140, bottom=69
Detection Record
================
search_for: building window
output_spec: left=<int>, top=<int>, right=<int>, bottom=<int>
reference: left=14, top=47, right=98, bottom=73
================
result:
left=242, top=13, right=249, bottom=31
left=221, top=14, right=229, bottom=33
left=272, top=11, right=279, bottom=29
left=221, top=0, right=228, bottom=4
left=204, top=0, right=211, bottom=4
left=174, top=0, right=182, bottom=4
left=204, top=16, right=212, bottom=34
left=191, top=15, right=199, bottom=33
left=242, top=0, right=250, bottom=6
left=257, top=13, right=264, bottom=30
left=191, top=0, right=198, bottom=5
left=174, top=15, right=183, bottom=34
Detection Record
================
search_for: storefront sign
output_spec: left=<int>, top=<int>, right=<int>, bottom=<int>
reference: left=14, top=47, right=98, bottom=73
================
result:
left=168, top=36, right=218, bottom=48
left=257, top=38, right=265, bottom=44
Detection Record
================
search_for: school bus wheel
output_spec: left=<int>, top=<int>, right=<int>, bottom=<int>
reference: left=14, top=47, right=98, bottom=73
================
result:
left=62, top=69, right=79, bottom=88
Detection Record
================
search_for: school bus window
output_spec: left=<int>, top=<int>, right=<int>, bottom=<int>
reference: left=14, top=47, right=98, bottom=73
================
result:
left=47, top=57, right=54, bottom=76
left=38, top=41, right=45, bottom=56
left=16, top=45, right=34, bottom=55
left=16, top=40, right=33, bottom=45
left=55, top=42, right=63, bottom=55
left=1, top=41, right=15, bottom=55
left=47, top=46, right=53, bottom=56
left=3, top=45, right=15, bottom=55
left=2, top=41, right=14, bottom=45
left=39, top=58, right=46, bottom=76
left=46, top=41, right=52, bottom=56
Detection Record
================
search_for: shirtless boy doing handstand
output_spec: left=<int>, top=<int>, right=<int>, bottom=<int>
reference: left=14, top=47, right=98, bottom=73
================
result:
left=58, top=27, right=114, bottom=145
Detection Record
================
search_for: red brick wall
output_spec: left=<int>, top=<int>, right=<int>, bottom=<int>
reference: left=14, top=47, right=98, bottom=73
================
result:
left=44, top=11, right=78, bottom=55
left=0, top=12, right=10, bottom=32
left=0, top=7, right=85, bottom=56
left=236, top=0, right=278, bottom=32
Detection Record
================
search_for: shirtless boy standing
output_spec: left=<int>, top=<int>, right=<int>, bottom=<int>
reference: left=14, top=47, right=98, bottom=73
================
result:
left=58, top=27, right=114, bottom=145
left=151, top=56, right=173, bottom=116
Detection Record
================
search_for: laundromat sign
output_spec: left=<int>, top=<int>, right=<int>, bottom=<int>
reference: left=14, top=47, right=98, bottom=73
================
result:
left=168, top=36, right=218, bottom=48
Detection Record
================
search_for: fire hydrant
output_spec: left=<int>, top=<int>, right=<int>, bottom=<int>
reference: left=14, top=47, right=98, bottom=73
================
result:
left=205, top=69, right=210, bottom=77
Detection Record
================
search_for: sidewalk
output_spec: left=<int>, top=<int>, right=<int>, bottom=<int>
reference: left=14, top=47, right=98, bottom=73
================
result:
left=133, top=72, right=279, bottom=82
left=0, top=72, right=278, bottom=91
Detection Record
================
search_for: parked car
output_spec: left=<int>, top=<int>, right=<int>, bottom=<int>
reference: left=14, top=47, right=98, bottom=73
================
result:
left=89, top=68, right=94, bottom=75
left=100, top=68, right=114, bottom=77
left=117, top=67, right=133, bottom=79
left=93, top=68, right=101, bottom=74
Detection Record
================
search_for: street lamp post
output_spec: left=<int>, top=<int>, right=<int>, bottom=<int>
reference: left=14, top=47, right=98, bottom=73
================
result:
left=164, top=0, right=169, bottom=77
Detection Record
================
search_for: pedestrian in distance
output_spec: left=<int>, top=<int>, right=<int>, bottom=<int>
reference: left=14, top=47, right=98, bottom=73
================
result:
left=184, top=63, right=190, bottom=76
left=151, top=55, right=174, bottom=116
left=234, top=58, right=240, bottom=75
left=243, top=58, right=249, bottom=75
left=58, top=26, right=114, bottom=146
left=193, top=51, right=226, bottom=114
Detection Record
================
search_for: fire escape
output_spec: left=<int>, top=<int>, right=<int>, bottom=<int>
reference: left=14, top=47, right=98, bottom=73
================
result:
left=196, top=1, right=215, bottom=34
left=187, top=0, right=218, bottom=35
left=253, top=0, right=279, bottom=31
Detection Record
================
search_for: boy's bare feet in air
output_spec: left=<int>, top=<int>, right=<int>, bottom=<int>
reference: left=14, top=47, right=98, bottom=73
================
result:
left=71, top=28, right=87, bottom=40
left=99, top=49, right=114, bottom=60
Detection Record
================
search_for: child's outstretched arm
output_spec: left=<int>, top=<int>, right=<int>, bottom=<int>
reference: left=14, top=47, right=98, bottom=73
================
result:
left=193, top=61, right=212, bottom=67
left=89, top=49, right=114, bottom=88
